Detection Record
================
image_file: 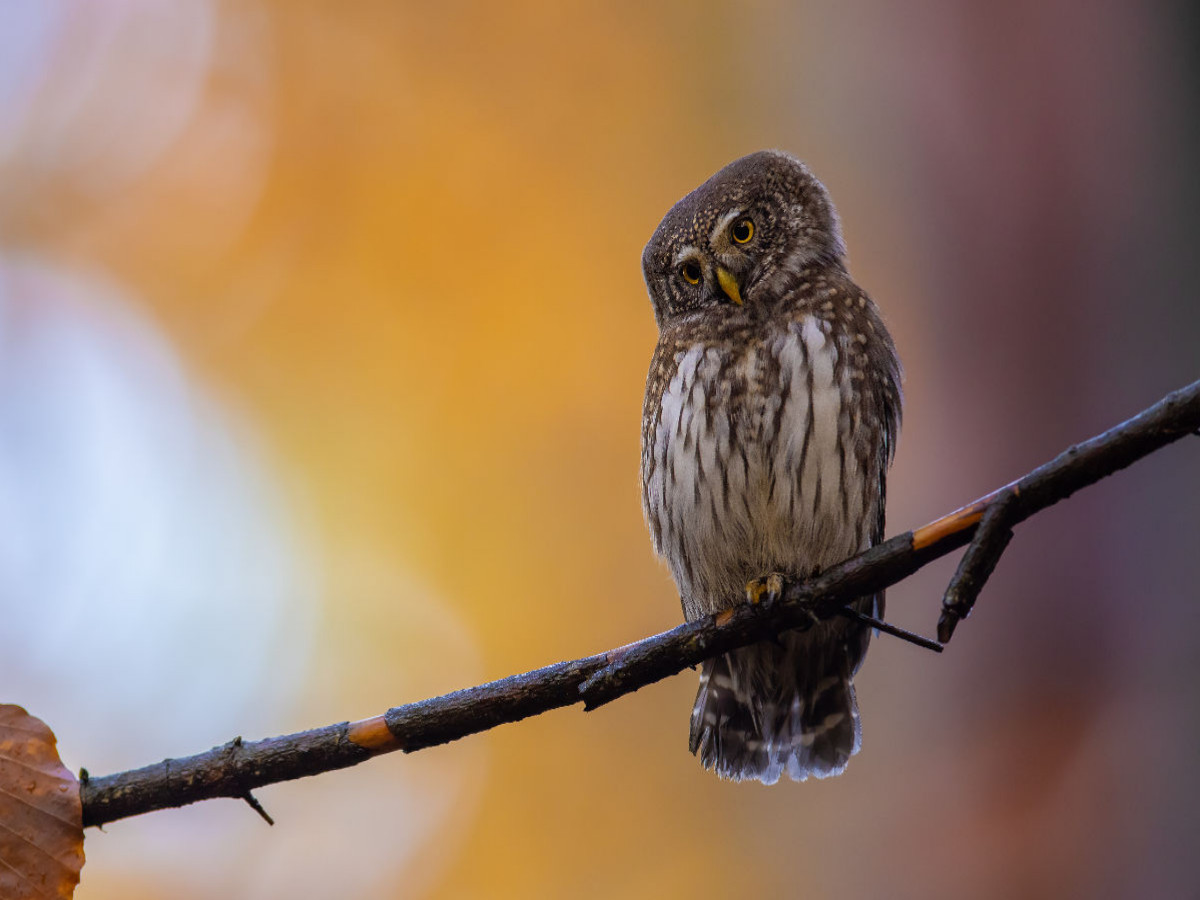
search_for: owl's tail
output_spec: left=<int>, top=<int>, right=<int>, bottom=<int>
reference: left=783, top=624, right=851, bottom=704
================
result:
left=688, top=622, right=868, bottom=784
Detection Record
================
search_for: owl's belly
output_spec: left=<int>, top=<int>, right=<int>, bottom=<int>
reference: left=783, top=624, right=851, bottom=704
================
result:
left=644, top=316, right=872, bottom=620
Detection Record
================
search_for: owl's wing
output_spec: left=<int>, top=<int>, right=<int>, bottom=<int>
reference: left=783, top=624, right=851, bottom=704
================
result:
left=640, top=334, right=684, bottom=553
left=874, top=369, right=903, bottom=546
left=869, top=317, right=903, bottom=624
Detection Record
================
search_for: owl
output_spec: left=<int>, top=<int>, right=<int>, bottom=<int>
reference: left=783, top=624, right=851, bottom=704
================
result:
left=640, top=150, right=902, bottom=784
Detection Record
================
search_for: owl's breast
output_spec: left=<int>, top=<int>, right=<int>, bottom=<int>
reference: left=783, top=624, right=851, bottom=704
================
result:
left=642, top=315, right=875, bottom=618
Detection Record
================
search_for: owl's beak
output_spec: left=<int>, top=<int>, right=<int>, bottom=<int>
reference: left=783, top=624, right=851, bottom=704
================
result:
left=716, top=267, right=743, bottom=305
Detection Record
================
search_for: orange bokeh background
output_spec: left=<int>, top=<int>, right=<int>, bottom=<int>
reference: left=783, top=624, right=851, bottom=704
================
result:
left=3, top=2, right=1198, bottom=898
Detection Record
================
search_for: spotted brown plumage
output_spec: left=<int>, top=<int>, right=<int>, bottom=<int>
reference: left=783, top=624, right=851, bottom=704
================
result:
left=640, top=150, right=902, bottom=783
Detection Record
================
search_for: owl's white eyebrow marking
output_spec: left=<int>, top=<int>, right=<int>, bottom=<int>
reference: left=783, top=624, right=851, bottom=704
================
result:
left=709, top=209, right=743, bottom=246
left=672, top=245, right=702, bottom=267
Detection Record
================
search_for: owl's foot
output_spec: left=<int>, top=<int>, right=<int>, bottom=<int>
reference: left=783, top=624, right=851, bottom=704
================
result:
left=745, top=572, right=787, bottom=606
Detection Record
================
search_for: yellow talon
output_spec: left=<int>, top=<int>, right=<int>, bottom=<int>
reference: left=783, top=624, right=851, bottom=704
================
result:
left=745, top=572, right=786, bottom=605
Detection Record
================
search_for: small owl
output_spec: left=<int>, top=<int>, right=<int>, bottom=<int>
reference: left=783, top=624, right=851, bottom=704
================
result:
left=640, top=150, right=902, bottom=784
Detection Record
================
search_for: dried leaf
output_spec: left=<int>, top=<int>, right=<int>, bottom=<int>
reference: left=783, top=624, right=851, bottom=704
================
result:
left=0, top=705, right=84, bottom=899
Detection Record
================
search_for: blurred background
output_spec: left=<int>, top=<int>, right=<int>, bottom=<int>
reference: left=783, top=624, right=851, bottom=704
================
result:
left=2, top=1, right=1198, bottom=897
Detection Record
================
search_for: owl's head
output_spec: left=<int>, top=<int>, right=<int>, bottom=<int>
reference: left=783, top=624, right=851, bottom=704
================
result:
left=641, top=150, right=845, bottom=326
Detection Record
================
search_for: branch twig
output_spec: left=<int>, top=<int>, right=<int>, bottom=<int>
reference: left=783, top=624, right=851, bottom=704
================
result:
left=79, top=378, right=1200, bottom=828
left=838, top=606, right=943, bottom=652
left=938, top=488, right=1017, bottom=642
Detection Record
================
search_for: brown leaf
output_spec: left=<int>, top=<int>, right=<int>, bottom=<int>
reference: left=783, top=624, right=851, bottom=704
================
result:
left=0, top=705, right=84, bottom=899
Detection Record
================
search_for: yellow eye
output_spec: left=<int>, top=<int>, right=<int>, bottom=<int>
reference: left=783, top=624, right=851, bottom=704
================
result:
left=680, top=260, right=702, bottom=284
left=732, top=218, right=754, bottom=243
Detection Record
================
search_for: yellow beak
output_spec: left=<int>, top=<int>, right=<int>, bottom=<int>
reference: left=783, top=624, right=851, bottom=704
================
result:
left=716, top=267, right=743, bottom=305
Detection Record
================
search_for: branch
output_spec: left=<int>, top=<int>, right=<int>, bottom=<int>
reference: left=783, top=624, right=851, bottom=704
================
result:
left=80, top=378, right=1200, bottom=828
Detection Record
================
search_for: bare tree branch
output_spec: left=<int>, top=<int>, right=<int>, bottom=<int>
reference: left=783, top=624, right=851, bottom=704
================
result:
left=80, top=378, right=1200, bottom=828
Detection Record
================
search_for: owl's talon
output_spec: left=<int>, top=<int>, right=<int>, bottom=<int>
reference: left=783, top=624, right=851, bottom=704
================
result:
left=745, top=572, right=787, bottom=607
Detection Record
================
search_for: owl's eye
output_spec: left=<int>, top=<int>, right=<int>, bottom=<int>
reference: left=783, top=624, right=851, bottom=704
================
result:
left=680, top=261, right=702, bottom=284
left=731, top=218, right=755, bottom=244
